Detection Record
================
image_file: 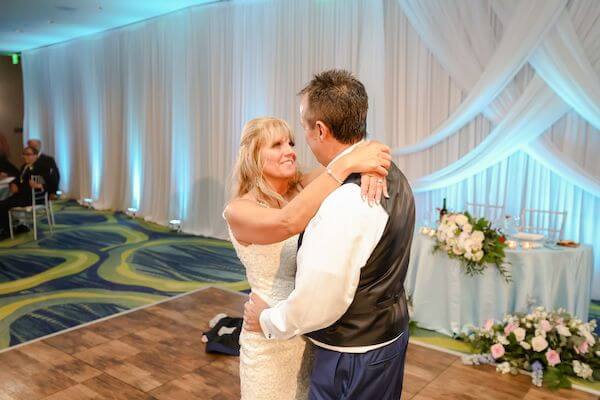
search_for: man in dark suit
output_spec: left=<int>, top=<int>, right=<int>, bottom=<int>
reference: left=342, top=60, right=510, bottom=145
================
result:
left=0, top=146, right=52, bottom=239
left=27, top=139, right=60, bottom=196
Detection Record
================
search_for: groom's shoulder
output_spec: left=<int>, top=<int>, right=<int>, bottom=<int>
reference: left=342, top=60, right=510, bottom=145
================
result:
left=319, top=181, right=378, bottom=217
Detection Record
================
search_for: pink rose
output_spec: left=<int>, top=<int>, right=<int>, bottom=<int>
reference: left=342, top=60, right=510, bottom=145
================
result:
left=484, top=319, right=495, bottom=331
left=545, top=349, right=560, bottom=367
left=575, top=341, right=589, bottom=355
left=491, top=343, right=505, bottom=359
left=504, top=322, right=517, bottom=336
left=539, top=320, right=552, bottom=332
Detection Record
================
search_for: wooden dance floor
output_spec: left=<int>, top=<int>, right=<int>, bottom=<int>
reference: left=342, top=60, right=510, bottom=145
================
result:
left=0, top=287, right=594, bottom=400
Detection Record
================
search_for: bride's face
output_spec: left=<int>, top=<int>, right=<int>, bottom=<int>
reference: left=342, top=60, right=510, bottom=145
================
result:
left=260, top=130, right=297, bottom=180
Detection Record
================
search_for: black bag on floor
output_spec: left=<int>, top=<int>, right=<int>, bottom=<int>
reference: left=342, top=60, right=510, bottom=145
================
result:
left=202, top=314, right=243, bottom=356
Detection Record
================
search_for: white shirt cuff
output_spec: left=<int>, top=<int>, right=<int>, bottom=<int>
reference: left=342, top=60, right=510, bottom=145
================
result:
left=259, top=308, right=275, bottom=340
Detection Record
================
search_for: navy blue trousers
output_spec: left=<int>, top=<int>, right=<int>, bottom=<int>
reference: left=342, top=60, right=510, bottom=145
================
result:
left=309, top=331, right=409, bottom=400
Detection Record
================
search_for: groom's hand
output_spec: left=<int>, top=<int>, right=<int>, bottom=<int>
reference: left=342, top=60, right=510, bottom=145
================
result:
left=243, top=293, right=269, bottom=333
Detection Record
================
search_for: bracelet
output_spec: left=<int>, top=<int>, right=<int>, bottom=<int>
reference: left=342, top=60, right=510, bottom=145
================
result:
left=326, top=167, right=344, bottom=185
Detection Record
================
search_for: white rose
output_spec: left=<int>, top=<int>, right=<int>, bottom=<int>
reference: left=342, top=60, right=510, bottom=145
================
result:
left=447, top=215, right=457, bottom=224
left=457, top=232, right=469, bottom=248
left=573, top=360, right=593, bottom=380
left=513, top=327, right=526, bottom=342
left=463, top=238, right=474, bottom=253
left=464, top=251, right=473, bottom=260
left=496, top=362, right=511, bottom=374
left=452, top=246, right=464, bottom=256
left=497, top=335, right=509, bottom=345
left=531, top=336, right=548, bottom=352
left=580, top=330, right=596, bottom=346
left=520, top=341, right=531, bottom=350
left=447, top=238, right=457, bottom=247
left=455, top=214, right=468, bottom=227
left=471, top=231, right=485, bottom=243
left=463, top=223, right=473, bottom=233
left=473, top=250, right=484, bottom=262
left=556, top=325, right=571, bottom=337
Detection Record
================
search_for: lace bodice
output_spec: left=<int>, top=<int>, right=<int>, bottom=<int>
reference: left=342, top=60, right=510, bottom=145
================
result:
left=228, top=228, right=299, bottom=306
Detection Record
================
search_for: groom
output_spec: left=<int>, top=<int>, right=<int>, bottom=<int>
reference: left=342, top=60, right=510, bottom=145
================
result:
left=244, top=69, right=415, bottom=399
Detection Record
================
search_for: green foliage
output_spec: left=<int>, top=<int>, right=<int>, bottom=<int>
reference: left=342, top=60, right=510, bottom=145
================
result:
left=545, top=367, right=572, bottom=390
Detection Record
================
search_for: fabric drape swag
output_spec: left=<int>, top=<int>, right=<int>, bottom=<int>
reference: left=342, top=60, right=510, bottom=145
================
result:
left=21, top=0, right=600, bottom=298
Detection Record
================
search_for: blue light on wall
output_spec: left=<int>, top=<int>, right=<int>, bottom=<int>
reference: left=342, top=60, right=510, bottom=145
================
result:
left=88, top=116, right=103, bottom=199
left=170, top=100, right=191, bottom=221
left=130, top=141, right=142, bottom=211
left=83, top=73, right=103, bottom=199
left=54, top=113, right=71, bottom=194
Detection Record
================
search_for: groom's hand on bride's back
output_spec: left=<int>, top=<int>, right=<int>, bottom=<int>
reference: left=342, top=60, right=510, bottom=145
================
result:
left=243, top=293, right=269, bottom=333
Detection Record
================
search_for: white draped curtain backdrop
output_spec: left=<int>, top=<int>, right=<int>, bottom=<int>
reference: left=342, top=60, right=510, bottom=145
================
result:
left=21, top=0, right=600, bottom=298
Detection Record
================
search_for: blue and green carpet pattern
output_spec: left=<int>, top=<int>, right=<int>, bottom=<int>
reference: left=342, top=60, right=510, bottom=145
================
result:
left=0, top=200, right=248, bottom=351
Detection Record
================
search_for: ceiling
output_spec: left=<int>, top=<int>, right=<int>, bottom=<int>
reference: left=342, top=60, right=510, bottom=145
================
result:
left=0, top=0, right=222, bottom=53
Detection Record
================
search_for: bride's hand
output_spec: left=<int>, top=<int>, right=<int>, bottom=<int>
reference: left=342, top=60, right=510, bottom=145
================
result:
left=340, top=140, right=391, bottom=177
left=360, top=174, right=389, bottom=205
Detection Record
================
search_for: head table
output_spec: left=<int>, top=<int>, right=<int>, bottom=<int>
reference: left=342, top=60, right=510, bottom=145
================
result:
left=405, top=234, right=593, bottom=336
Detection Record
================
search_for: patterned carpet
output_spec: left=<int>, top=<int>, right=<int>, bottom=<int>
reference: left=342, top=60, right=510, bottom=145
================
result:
left=0, top=200, right=248, bottom=351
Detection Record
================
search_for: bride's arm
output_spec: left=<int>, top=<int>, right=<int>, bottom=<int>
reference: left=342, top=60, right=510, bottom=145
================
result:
left=299, top=166, right=325, bottom=188
left=225, top=143, right=390, bottom=245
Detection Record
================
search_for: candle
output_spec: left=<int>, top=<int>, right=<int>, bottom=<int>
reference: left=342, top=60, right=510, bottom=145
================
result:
left=420, top=227, right=430, bottom=235
left=522, top=241, right=531, bottom=250
left=507, top=240, right=517, bottom=249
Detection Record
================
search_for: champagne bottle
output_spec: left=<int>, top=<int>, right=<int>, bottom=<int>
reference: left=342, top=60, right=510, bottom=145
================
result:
left=439, top=198, right=448, bottom=221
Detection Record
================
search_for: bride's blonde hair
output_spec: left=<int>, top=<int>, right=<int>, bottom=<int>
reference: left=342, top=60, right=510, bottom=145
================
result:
left=232, top=117, right=302, bottom=206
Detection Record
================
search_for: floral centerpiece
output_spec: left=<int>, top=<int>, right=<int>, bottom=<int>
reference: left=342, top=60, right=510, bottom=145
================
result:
left=421, top=212, right=510, bottom=282
left=462, top=307, right=599, bottom=389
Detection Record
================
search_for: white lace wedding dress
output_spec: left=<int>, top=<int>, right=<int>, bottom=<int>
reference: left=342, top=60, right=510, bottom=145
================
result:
left=227, top=226, right=312, bottom=399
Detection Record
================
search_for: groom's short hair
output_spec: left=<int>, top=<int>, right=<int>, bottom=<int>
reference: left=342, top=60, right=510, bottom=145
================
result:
left=299, top=70, right=368, bottom=144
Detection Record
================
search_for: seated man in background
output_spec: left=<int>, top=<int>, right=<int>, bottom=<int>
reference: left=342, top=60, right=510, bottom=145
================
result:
left=27, top=139, right=60, bottom=197
left=0, top=146, right=51, bottom=239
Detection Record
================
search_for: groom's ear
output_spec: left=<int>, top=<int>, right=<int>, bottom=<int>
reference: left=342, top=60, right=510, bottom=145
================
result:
left=315, top=120, right=331, bottom=142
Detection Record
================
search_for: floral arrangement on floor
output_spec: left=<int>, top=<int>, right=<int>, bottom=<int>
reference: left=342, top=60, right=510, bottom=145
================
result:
left=461, top=307, right=599, bottom=390
left=421, top=212, right=510, bottom=282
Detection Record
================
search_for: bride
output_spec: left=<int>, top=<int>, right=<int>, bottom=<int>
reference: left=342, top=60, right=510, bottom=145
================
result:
left=224, top=117, right=390, bottom=399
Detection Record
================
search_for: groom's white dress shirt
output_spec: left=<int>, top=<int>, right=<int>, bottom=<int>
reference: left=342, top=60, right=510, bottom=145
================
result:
left=259, top=144, right=399, bottom=353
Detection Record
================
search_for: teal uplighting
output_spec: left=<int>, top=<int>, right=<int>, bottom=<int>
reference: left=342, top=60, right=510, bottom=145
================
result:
left=82, top=73, right=103, bottom=199
left=130, top=145, right=142, bottom=211
left=53, top=97, right=71, bottom=195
